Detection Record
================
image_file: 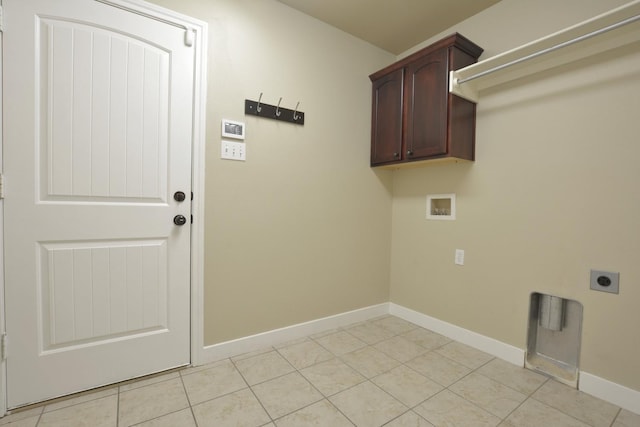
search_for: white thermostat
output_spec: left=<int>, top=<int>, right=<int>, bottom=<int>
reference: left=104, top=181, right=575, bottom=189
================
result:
left=221, top=119, right=245, bottom=140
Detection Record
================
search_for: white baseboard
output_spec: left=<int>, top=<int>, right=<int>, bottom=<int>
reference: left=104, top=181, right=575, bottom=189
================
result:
left=389, top=303, right=525, bottom=366
left=389, top=303, right=639, bottom=415
left=580, top=372, right=640, bottom=415
left=198, top=301, right=639, bottom=415
left=199, top=303, right=389, bottom=365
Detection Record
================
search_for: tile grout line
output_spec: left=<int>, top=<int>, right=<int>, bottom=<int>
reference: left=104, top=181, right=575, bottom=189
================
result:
left=178, top=363, right=256, bottom=423
left=380, top=408, right=427, bottom=427
left=471, top=361, right=548, bottom=396
left=271, top=345, right=331, bottom=419
left=528, top=392, right=611, bottom=427
left=35, top=405, right=44, bottom=427
left=443, top=357, right=533, bottom=423
left=494, top=394, right=532, bottom=426
left=300, top=318, right=449, bottom=424
left=202, top=324, right=625, bottom=427
left=177, top=370, right=199, bottom=427
left=303, top=322, right=423, bottom=426
left=269, top=326, right=400, bottom=425
left=14, top=316, right=631, bottom=426
left=115, top=385, right=120, bottom=427
left=229, top=356, right=277, bottom=425
left=190, top=332, right=442, bottom=423
left=267, top=346, right=329, bottom=423
left=293, top=357, right=359, bottom=427
left=468, top=367, right=552, bottom=425
left=400, top=346, right=499, bottom=423
left=609, top=407, right=622, bottom=427
left=178, top=356, right=297, bottom=420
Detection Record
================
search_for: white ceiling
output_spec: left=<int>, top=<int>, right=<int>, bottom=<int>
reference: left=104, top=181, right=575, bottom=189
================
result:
left=276, top=0, right=501, bottom=54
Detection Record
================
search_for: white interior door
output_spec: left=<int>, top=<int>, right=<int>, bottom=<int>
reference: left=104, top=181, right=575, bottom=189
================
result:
left=3, top=0, right=195, bottom=408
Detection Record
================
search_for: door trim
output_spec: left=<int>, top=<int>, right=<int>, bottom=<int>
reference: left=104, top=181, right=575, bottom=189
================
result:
left=1, top=0, right=7, bottom=416
left=0, top=0, right=208, bottom=414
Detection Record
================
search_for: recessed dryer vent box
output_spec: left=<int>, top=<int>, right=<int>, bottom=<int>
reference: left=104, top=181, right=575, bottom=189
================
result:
left=526, top=293, right=583, bottom=388
left=427, top=194, right=456, bottom=220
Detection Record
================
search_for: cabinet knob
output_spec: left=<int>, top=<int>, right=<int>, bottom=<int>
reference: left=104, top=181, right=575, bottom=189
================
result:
left=393, top=152, right=399, bottom=158
left=407, top=150, right=413, bottom=156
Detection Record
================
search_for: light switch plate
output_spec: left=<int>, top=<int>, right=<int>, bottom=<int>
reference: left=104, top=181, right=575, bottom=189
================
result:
left=221, top=140, right=246, bottom=161
left=455, top=249, right=464, bottom=265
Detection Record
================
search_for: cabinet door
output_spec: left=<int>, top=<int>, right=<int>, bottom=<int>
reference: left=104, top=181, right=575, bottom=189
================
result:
left=405, top=49, right=448, bottom=159
left=371, top=68, right=404, bottom=165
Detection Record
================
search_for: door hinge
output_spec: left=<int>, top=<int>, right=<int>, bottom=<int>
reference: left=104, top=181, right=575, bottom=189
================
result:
left=184, top=28, right=194, bottom=47
left=0, top=5, right=4, bottom=33
left=1, top=334, right=7, bottom=361
left=0, top=173, right=4, bottom=199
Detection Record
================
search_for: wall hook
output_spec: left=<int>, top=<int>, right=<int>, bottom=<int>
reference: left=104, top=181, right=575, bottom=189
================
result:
left=293, top=102, right=300, bottom=121
left=257, top=92, right=263, bottom=113
left=275, top=97, right=282, bottom=117
left=244, top=96, right=304, bottom=125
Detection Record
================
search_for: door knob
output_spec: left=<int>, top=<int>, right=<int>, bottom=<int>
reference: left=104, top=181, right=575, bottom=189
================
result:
left=173, top=215, right=187, bottom=226
left=174, top=191, right=186, bottom=202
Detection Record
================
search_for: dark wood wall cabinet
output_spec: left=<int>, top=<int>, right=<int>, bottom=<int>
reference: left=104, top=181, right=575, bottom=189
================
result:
left=369, top=33, right=483, bottom=168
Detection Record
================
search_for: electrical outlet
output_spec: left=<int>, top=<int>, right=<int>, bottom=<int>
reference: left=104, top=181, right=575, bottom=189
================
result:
left=455, top=249, right=464, bottom=265
left=590, top=270, right=619, bottom=294
left=221, top=140, right=246, bottom=161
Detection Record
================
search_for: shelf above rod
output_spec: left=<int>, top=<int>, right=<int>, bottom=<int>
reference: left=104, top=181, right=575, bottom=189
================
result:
left=450, top=0, right=640, bottom=103
left=245, top=99, right=305, bottom=125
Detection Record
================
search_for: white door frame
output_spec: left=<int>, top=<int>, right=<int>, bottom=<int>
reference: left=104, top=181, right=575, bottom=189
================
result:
left=1, top=0, right=6, bottom=415
left=0, top=0, right=207, bottom=415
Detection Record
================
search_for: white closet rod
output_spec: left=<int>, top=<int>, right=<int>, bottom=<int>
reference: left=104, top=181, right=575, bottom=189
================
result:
left=457, top=13, right=640, bottom=85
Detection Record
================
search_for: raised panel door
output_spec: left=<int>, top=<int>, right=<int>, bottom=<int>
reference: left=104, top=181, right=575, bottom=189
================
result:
left=404, top=49, right=448, bottom=159
left=371, top=68, right=404, bottom=165
left=4, top=0, right=194, bottom=407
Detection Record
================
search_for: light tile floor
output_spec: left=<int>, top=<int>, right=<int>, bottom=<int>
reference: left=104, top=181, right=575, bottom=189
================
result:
left=1, top=315, right=638, bottom=427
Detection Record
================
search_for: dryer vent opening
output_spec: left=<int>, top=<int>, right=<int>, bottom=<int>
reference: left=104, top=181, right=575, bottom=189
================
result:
left=526, top=293, right=583, bottom=387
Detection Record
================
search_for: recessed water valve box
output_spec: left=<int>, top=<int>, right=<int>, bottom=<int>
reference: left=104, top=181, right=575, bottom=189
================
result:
left=590, top=270, right=619, bottom=294
left=426, top=193, right=456, bottom=220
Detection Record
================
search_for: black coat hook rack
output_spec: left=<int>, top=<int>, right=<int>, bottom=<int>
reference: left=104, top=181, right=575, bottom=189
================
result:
left=245, top=94, right=304, bottom=125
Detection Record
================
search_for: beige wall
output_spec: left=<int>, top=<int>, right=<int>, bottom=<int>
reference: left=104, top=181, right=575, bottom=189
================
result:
left=146, top=0, right=394, bottom=345
left=146, top=0, right=640, bottom=393
left=391, top=0, right=640, bottom=391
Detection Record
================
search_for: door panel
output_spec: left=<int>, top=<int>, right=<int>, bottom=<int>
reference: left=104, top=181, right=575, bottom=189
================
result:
left=38, top=239, right=168, bottom=351
left=370, top=68, right=404, bottom=165
left=405, top=49, right=448, bottom=158
left=4, top=0, right=194, bottom=408
left=39, top=18, right=169, bottom=202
